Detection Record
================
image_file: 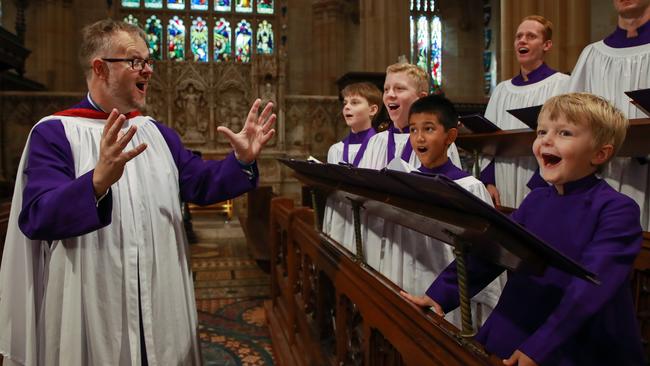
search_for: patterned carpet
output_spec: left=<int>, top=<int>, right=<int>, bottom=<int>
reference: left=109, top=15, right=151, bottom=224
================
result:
left=190, top=216, right=275, bottom=366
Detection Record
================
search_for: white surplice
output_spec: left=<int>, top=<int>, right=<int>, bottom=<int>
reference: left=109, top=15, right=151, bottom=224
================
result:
left=568, top=40, right=650, bottom=230
left=0, top=115, right=200, bottom=366
left=484, top=72, right=569, bottom=208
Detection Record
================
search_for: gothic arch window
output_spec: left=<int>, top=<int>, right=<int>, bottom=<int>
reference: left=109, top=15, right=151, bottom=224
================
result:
left=410, top=0, right=442, bottom=93
left=120, top=0, right=276, bottom=63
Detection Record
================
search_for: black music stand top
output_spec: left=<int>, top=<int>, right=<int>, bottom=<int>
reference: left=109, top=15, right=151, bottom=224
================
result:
left=507, top=104, right=542, bottom=130
left=625, top=88, right=650, bottom=117
left=279, top=158, right=598, bottom=285
left=459, top=114, right=501, bottom=133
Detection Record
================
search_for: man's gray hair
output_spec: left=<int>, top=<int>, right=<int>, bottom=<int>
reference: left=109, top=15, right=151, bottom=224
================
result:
left=79, top=19, right=147, bottom=77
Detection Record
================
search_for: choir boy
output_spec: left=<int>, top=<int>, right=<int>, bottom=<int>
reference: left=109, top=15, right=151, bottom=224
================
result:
left=391, top=94, right=506, bottom=328
left=322, top=82, right=382, bottom=252
left=403, top=93, right=646, bottom=366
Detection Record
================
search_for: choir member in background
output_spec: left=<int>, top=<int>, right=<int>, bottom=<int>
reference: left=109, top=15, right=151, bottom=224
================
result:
left=403, top=93, right=646, bottom=366
left=568, top=0, right=650, bottom=230
left=322, top=82, right=381, bottom=253
left=480, top=15, right=569, bottom=208
left=0, top=19, right=275, bottom=366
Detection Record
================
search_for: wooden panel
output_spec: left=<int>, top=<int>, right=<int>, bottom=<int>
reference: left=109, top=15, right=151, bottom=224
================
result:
left=266, top=197, right=503, bottom=366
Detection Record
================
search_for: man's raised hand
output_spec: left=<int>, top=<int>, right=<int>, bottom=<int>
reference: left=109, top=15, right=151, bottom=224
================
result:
left=92, top=109, right=148, bottom=197
left=217, top=99, right=276, bottom=164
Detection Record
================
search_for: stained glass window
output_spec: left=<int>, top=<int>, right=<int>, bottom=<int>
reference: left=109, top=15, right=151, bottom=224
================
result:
left=119, top=0, right=275, bottom=64
left=167, top=0, right=184, bottom=10
left=144, top=0, right=162, bottom=9
left=168, top=16, right=186, bottom=61
left=191, top=17, right=208, bottom=62
left=235, top=19, right=252, bottom=62
left=235, top=0, right=252, bottom=13
left=124, top=14, right=140, bottom=26
left=257, top=20, right=273, bottom=54
left=257, top=0, right=273, bottom=14
left=214, top=18, right=232, bottom=62
left=410, top=0, right=443, bottom=93
left=122, top=0, right=140, bottom=9
left=191, top=0, right=207, bottom=11
left=145, top=16, right=163, bottom=60
left=430, top=16, right=442, bottom=91
left=215, top=0, right=231, bottom=11
left=415, top=16, right=428, bottom=71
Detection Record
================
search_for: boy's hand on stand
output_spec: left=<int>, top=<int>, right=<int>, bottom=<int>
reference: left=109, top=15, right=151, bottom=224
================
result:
left=399, top=291, right=444, bottom=316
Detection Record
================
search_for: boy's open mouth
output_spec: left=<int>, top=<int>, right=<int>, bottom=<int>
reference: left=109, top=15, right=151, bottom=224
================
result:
left=518, top=47, right=529, bottom=54
left=344, top=113, right=354, bottom=118
left=388, top=103, right=399, bottom=111
left=542, top=153, right=561, bottom=166
left=416, top=146, right=428, bottom=153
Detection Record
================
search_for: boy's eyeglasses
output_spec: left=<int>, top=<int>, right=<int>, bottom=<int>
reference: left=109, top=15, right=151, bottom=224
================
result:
left=102, top=58, right=155, bottom=71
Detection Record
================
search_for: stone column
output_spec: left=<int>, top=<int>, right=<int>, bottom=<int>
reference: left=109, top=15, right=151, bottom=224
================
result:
left=312, top=0, right=346, bottom=95
left=499, top=0, right=590, bottom=81
left=359, top=0, right=410, bottom=72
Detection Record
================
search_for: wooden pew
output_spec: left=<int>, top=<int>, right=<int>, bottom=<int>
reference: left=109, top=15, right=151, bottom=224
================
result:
left=265, top=196, right=502, bottom=366
left=239, top=186, right=275, bottom=270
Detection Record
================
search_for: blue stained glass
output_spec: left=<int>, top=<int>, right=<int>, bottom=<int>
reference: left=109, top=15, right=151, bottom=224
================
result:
left=191, top=17, right=208, bottom=62
left=124, top=14, right=140, bottom=26
left=257, top=0, right=273, bottom=14
left=256, top=21, right=273, bottom=54
left=430, top=16, right=442, bottom=92
left=215, top=0, right=230, bottom=11
left=191, top=0, right=207, bottom=10
left=235, top=19, right=252, bottom=63
left=122, top=0, right=140, bottom=8
left=145, top=16, right=163, bottom=60
left=235, top=0, right=252, bottom=13
left=214, top=18, right=231, bottom=62
left=168, top=16, right=186, bottom=61
left=167, top=0, right=184, bottom=10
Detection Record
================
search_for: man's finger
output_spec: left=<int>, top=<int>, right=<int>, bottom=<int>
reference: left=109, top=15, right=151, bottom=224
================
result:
left=103, top=109, right=120, bottom=137
left=261, top=114, right=277, bottom=133
left=257, top=102, right=274, bottom=125
left=122, top=143, right=148, bottom=162
left=106, top=114, right=127, bottom=143
left=259, top=129, right=276, bottom=146
left=245, top=99, right=262, bottom=123
left=117, top=125, right=138, bottom=150
left=216, top=125, right=237, bottom=141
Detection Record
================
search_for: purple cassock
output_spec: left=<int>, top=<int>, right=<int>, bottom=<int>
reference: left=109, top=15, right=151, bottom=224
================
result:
left=19, top=96, right=258, bottom=240
left=604, top=21, right=650, bottom=48
left=426, top=174, right=646, bottom=365
left=417, top=159, right=469, bottom=180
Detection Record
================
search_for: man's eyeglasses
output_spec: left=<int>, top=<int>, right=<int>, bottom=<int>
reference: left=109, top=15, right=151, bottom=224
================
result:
left=102, top=58, right=155, bottom=71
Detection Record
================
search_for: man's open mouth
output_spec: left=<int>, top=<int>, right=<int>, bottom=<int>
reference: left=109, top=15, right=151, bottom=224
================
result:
left=136, top=82, right=146, bottom=91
